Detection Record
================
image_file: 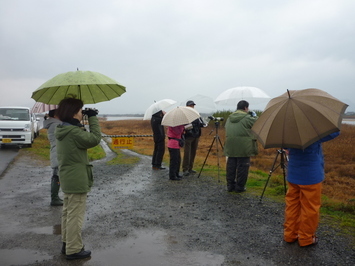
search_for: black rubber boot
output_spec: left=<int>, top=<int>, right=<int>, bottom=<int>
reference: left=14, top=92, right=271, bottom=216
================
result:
left=61, top=242, right=66, bottom=255
left=51, top=175, right=63, bottom=206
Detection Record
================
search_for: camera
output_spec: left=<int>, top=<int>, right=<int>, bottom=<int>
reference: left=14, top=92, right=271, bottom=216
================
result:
left=248, top=111, right=257, bottom=117
left=82, top=108, right=99, bottom=116
left=208, top=116, right=224, bottom=122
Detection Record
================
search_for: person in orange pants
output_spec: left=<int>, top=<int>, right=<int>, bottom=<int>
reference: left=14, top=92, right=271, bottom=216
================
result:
left=284, top=132, right=340, bottom=247
left=284, top=182, right=322, bottom=246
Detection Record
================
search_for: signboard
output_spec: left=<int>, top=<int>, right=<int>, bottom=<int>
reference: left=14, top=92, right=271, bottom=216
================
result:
left=111, top=137, right=134, bottom=149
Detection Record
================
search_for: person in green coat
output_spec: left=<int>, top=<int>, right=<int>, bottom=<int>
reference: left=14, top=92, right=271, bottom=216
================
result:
left=224, top=100, right=258, bottom=193
left=55, top=98, right=101, bottom=260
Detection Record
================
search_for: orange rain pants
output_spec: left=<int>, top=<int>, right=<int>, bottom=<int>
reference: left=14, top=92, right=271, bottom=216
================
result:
left=284, top=181, right=322, bottom=246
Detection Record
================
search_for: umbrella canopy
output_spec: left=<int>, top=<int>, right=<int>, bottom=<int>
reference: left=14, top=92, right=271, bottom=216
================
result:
left=180, top=94, right=217, bottom=114
left=251, top=88, right=348, bottom=149
left=31, top=102, right=58, bottom=113
left=161, top=106, right=201, bottom=127
left=143, top=99, right=177, bottom=120
left=215, top=86, right=271, bottom=106
left=31, top=70, right=126, bottom=104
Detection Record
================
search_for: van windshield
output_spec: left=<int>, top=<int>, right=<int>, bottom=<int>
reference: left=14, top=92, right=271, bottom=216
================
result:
left=0, top=108, right=30, bottom=121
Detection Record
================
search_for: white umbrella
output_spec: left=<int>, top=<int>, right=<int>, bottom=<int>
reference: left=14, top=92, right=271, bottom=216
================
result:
left=31, top=102, right=58, bottom=113
left=180, top=94, right=217, bottom=114
left=143, top=99, right=177, bottom=120
left=161, top=106, right=201, bottom=127
left=215, top=86, right=271, bottom=106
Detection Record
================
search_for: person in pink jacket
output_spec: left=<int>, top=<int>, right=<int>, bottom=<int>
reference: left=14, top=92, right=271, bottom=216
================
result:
left=167, top=125, right=185, bottom=180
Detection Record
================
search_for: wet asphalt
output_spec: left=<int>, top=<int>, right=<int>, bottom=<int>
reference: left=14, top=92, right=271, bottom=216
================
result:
left=0, top=146, right=19, bottom=177
left=0, top=139, right=354, bottom=266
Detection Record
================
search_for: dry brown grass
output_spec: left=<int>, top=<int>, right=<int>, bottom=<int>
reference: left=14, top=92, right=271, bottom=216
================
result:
left=100, top=120, right=355, bottom=205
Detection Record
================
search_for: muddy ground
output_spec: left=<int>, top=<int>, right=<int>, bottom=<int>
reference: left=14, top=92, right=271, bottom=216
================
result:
left=0, top=141, right=354, bottom=266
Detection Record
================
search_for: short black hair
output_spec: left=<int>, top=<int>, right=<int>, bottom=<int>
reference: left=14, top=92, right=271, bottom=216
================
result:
left=48, top=109, right=57, bottom=118
left=56, top=98, right=83, bottom=122
left=237, top=100, right=249, bottom=110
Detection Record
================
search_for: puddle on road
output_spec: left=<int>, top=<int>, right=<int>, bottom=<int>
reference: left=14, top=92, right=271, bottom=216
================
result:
left=0, top=230, right=223, bottom=266
left=90, top=230, right=225, bottom=266
left=29, top=224, right=61, bottom=235
left=0, top=249, right=52, bottom=266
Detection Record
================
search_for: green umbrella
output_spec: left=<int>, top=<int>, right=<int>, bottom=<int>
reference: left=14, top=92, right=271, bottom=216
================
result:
left=31, top=70, right=126, bottom=104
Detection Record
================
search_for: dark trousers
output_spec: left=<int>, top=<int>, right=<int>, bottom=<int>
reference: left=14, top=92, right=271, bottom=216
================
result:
left=226, top=157, right=250, bottom=191
left=168, top=148, right=181, bottom=178
left=152, top=141, right=165, bottom=167
left=182, top=137, right=199, bottom=172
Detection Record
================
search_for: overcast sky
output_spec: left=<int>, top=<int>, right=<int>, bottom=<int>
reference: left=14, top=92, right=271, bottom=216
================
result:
left=1, top=0, right=354, bottom=114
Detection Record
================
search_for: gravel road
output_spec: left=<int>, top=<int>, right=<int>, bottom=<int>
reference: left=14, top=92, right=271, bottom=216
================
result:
left=0, top=140, right=354, bottom=266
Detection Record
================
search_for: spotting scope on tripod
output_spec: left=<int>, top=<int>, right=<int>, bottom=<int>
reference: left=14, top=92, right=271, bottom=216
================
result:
left=197, top=116, right=224, bottom=181
left=260, top=149, right=288, bottom=201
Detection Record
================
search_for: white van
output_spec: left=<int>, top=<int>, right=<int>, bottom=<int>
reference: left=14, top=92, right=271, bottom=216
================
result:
left=0, top=106, right=37, bottom=148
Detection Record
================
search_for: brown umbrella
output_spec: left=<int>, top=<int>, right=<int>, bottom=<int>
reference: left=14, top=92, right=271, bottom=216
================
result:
left=251, top=88, right=348, bottom=149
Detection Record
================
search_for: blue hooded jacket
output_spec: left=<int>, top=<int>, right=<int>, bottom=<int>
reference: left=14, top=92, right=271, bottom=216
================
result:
left=287, top=132, right=340, bottom=185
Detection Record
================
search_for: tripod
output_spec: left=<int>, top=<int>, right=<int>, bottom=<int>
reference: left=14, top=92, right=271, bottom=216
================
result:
left=260, top=149, right=288, bottom=201
left=197, top=120, right=224, bottom=182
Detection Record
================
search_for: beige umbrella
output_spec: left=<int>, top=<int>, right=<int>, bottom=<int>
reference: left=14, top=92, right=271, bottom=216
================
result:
left=251, top=88, right=348, bottom=149
left=161, top=106, right=200, bottom=127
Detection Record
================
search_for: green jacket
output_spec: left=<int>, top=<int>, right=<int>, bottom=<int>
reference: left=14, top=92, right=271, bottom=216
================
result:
left=55, top=116, right=101, bottom=194
left=224, top=110, right=258, bottom=157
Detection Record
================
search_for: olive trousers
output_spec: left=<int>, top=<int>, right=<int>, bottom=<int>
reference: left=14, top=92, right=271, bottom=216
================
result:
left=182, top=136, right=199, bottom=172
left=284, top=182, right=322, bottom=246
left=62, top=193, right=87, bottom=255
